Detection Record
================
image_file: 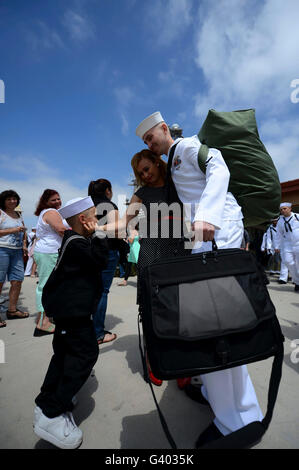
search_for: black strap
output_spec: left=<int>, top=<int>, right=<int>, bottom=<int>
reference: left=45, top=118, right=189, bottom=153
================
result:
left=137, top=311, right=149, bottom=383
left=138, top=308, right=283, bottom=449
left=55, top=235, right=85, bottom=270
left=167, top=142, right=179, bottom=179
left=137, top=312, right=177, bottom=449
left=212, top=238, right=218, bottom=251
left=202, top=341, right=284, bottom=449
left=166, top=142, right=183, bottom=206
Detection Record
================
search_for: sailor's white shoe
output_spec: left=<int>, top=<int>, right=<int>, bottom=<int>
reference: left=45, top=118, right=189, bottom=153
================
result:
left=33, top=406, right=83, bottom=449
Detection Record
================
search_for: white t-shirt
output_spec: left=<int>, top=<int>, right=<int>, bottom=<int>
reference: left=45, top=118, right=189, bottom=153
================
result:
left=35, top=208, right=68, bottom=254
left=0, top=209, right=25, bottom=249
left=169, top=136, right=243, bottom=229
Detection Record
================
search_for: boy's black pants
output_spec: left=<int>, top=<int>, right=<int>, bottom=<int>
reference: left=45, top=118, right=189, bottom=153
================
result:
left=35, top=318, right=99, bottom=418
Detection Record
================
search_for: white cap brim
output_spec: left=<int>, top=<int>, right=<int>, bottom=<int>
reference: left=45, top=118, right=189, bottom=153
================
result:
left=58, top=196, right=94, bottom=219
left=280, top=202, right=292, bottom=208
left=135, top=111, right=164, bottom=139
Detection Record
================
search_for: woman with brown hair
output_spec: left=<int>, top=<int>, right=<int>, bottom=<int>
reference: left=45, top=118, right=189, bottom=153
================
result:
left=99, top=150, right=190, bottom=384
left=33, top=189, right=69, bottom=336
left=0, top=189, right=29, bottom=326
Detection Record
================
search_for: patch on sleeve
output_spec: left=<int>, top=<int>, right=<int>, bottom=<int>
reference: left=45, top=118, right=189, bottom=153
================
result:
left=173, top=155, right=182, bottom=170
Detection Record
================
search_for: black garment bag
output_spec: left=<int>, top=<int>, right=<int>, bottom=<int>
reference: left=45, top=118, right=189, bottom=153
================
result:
left=138, top=244, right=284, bottom=449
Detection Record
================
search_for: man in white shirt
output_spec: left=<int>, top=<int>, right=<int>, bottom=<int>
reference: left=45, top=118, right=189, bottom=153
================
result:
left=261, top=219, right=281, bottom=275
left=276, top=203, right=299, bottom=291
left=136, top=111, right=263, bottom=447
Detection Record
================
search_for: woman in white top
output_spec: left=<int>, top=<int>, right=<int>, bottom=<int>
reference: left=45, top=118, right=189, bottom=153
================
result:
left=0, top=190, right=28, bottom=328
left=33, top=189, right=69, bottom=336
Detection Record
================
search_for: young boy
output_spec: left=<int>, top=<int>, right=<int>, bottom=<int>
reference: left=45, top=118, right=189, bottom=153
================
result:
left=33, top=196, right=108, bottom=449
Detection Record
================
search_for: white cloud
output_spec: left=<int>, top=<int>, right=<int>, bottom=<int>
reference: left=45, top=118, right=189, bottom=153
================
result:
left=114, top=86, right=136, bottom=136
left=194, top=0, right=299, bottom=118
left=114, top=86, right=134, bottom=108
left=120, top=113, right=129, bottom=136
left=63, top=10, right=95, bottom=42
left=260, top=117, right=299, bottom=182
left=0, top=155, right=131, bottom=227
left=24, top=21, right=65, bottom=53
left=191, top=0, right=299, bottom=182
left=146, top=0, right=192, bottom=46
left=0, top=154, right=86, bottom=228
left=158, top=70, right=174, bottom=83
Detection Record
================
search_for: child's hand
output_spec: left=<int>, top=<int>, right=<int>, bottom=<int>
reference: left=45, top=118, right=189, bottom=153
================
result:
left=83, top=220, right=97, bottom=236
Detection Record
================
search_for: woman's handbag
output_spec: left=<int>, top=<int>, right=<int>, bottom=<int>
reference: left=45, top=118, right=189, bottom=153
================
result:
left=138, top=245, right=284, bottom=448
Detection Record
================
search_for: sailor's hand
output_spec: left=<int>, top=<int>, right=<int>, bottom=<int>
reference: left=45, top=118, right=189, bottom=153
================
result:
left=192, top=220, right=215, bottom=242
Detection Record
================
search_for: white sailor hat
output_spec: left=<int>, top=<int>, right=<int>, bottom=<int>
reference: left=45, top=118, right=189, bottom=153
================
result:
left=280, top=202, right=292, bottom=208
left=58, top=196, right=94, bottom=219
left=135, top=111, right=164, bottom=140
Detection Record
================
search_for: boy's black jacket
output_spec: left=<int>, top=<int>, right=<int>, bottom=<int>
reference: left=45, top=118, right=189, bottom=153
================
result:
left=42, top=229, right=109, bottom=321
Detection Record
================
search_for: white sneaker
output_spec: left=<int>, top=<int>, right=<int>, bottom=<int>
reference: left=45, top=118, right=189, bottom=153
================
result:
left=33, top=406, right=83, bottom=449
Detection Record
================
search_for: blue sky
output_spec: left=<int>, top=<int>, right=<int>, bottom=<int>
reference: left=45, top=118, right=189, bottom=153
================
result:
left=0, top=0, right=299, bottom=229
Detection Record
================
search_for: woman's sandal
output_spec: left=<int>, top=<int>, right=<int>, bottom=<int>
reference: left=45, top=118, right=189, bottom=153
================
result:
left=0, top=315, right=7, bottom=328
left=97, top=331, right=117, bottom=345
left=6, top=309, right=29, bottom=319
left=33, top=323, right=55, bottom=337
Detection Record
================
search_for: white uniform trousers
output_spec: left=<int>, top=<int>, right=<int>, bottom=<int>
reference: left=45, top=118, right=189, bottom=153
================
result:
left=279, top=261, right=289, bottom=282
left=192, top=219, right=263, bottom=436
left=280, top=248, right=299, bottom=285
left=24, top=256, right=34, bottom=276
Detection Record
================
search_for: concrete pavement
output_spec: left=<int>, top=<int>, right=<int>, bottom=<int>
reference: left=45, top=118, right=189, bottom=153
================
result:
left=0, top=273, right=298, bottom=449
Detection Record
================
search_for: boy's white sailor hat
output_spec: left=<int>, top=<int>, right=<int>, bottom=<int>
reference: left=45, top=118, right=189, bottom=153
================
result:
left=135, top=111, right=164, bottom=140
left=280, top=202, right=292, bottom=208
left=58, top=196, right=94, bottom=219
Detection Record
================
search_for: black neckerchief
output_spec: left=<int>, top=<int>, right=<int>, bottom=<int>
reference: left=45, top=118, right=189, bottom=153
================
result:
left=283, top=215, right=293, bottom=233
left=269, top=225, right=276, bottom=241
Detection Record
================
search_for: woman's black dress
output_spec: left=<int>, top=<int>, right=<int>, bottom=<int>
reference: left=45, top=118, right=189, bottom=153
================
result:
left=134, top=185, right=190, bottom=304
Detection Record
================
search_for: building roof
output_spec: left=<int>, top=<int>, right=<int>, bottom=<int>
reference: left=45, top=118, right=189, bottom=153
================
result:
left=281, top=179, right=299, bottom=192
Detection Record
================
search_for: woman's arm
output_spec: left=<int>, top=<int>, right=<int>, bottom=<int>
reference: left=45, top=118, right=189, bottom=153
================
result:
left=22, top=221, right=28, bottom=253
left=0, top=226, right=25, bottom=236
left=127, top=228, right=139, bottom=244
left=98, top=195, right=142, bottom=237
left=43, top=210, right=67, bottom=237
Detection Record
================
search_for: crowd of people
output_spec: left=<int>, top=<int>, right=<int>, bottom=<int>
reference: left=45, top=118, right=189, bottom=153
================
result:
left=260, top=203, right=299, bottom=289
left=0, top=111, right=298, bottom=450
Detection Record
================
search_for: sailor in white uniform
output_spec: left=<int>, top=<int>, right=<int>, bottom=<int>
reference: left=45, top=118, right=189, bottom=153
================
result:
left=261, top=219, right=281, bottom=275
left=278, top=260, right=289, bottom=284
left=136, top=111, right=263, bottom=447
left=276, top=202, right=299, bottom=291
left=24, top=227, right=37, bottom=276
